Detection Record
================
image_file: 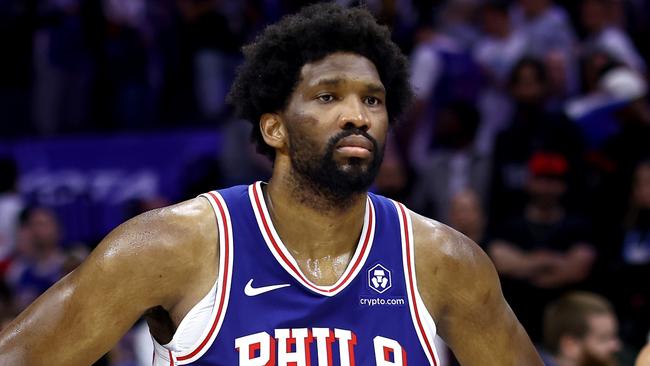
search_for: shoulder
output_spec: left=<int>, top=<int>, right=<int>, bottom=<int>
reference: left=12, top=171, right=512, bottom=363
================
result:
left=397, top=209, right=543, bottom=365
left=406, top=208, right=499, bottom=317
left=408, top=208, right=487, bottom=270
left=108, top=196, right=216, bottom=259
left=79, top=196, right=219, bottom=309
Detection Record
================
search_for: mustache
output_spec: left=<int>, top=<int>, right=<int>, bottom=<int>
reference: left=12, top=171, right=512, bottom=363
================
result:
left=326, top=129, right=379, bottom=152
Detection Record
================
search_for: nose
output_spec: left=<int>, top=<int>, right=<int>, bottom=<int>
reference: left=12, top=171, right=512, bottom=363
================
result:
left=338, top=96, right=371, bottom=131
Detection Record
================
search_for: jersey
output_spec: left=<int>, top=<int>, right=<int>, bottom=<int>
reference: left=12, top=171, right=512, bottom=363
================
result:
left=152, top=182, right=440, bottom=365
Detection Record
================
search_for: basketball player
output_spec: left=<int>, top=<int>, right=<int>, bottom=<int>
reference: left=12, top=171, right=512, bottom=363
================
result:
left=0, top=4, right=542, bottom=365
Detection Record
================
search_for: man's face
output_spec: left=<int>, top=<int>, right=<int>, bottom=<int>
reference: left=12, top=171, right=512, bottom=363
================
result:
left=511, top=65, right=546, bottom=106
left=280, top=52, right=389, bottom=196
left=579, top=313, right=621, bottom=366
left=28, top=208, right=61, bottom=251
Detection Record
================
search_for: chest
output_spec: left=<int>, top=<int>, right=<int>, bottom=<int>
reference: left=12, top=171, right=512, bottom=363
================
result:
left=152, top=184, right=441, bottom=365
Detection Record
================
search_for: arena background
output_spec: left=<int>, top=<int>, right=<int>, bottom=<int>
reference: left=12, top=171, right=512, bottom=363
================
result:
left=0, top=0, right=649, bottom=365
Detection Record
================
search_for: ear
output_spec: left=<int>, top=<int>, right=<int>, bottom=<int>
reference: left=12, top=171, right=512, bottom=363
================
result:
left=260, top=113, right=287, bottom=151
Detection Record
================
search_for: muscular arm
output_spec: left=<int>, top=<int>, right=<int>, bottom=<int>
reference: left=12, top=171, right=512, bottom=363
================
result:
left=412, top=213, right=543, bottom=365
left=0, top=198, right=218, bottom=365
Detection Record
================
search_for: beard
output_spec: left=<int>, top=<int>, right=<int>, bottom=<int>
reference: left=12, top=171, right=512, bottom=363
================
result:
left=288, top=128, right=384, bottom=205
left=578, top=350, right=618, bottom=366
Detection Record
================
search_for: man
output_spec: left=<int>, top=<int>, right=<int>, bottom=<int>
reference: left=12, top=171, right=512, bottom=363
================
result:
left=540, top=292, right=622, bottom=366
left=580, top=0, right=646, bottom=73
left=5, top=207, right=68, bottom=311
left=489, top=151, right=596, bottom=341
left=0, top=4, right=542, bottom=365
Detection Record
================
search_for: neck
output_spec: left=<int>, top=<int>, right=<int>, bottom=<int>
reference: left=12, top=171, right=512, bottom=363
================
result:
left=265, top=160, right=368, bottom=260
left=526, top=201, right=564, bottom=223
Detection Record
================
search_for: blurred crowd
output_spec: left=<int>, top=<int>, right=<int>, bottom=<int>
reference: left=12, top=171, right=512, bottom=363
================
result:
left=1, top=0, right=650, bottom=365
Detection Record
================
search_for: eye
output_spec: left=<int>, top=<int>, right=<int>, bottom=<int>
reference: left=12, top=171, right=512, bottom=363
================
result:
left=364, top=96, right=382, bottom=106
left=317, top=94, right=335, bottom=103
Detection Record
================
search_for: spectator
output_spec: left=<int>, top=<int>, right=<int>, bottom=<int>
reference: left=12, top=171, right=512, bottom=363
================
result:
left=401, top=23, right=482, bottom=169
left=447, top=188, right=486, bottom=245
left=510, top=0, right=576, bottom=57
left=580, top=0, right=646, bottom=73
left=511, top=0, right=579, bottom=95
left=569, top=67, right=650, bottom=226
left=0, top=0, right=34, bottom=136
left=5, top=207, right=67, bottom=311
left=99, top=0, right=155, bottom=129
left=0, top=158, right=23, bottom=277
left=540, top=291, right=621, bottom=366
left=216, top=118, right=273, bottom=188
left=374, top=135, right=411, bottom=202
left=473, top=0, right=527, bottom=153
left=489, top=58, right=585, bottom=224
left=601, top=159, right=650, bottom=349
left=435, top=0, right=482, bottom=50
left=410, top=101, right=490, bottom=222
left=488, top=152, right=596, bottom=341
left=619, top=0, right=650, bottom=67
left=31, top=0, right=94, bottom=135
left=177, top=0, right=243, bottom=121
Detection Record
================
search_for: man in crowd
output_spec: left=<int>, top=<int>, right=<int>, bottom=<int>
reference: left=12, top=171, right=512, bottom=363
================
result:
left=541, top=292, right=622, bottom=366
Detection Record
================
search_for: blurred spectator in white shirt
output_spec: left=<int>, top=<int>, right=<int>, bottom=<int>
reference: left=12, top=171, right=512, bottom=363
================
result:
left=580, top=0, right=646, bottom=74
left=511, top=0, right=579, bottom=96
left=474, top=0, right=527, bottom=154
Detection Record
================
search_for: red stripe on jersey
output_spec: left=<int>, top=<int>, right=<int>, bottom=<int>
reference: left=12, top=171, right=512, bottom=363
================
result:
left=176, top=192, right=231, bottom=361
left=252, top=183, right=373, bottom=294
left=398, top=203, right=437, bottom=366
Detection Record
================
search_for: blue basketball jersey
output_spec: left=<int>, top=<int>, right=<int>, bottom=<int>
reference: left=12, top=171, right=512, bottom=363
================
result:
left=156, top=182, right=440, bottom=365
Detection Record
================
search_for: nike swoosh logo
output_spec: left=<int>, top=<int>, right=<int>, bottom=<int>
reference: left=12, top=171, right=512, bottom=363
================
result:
left=244, top=279, right=291, bottom=296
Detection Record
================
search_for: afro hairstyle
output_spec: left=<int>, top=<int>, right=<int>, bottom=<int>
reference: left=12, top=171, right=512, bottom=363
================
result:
left=227, top=2, right=413, bottom=159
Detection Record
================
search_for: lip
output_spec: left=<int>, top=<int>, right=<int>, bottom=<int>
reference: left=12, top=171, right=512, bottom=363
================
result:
left=336, top=135, right=374, bottom=151
left=335, top=135, right=373, bottom=158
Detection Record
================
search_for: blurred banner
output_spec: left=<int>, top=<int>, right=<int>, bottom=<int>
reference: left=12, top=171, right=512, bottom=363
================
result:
left=0, top=129, right=221, bottom=245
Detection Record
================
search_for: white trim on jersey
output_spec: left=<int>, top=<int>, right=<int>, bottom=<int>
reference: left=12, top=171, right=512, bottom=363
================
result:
left=249, top=181, right=376, bottom=297
left=152, top=191, right=234, bottom=365
left=394, top=200, right=440, bottom=366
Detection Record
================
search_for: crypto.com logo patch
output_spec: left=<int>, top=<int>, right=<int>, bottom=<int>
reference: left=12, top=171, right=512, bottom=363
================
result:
left=367, top=263, right=392, bottom=294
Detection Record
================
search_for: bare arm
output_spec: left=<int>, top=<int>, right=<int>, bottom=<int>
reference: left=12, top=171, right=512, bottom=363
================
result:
left=413, top=214, right=543, bottom=365
left=488, top=239, right=547, bottom=279
left=0, top=198, right=217, bottom=365
left=489, top=239, right=596, bottom=288
left=530, top=243, right=595, bottom=288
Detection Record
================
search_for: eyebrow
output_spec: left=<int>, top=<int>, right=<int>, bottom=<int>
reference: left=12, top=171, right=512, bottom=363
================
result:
left=313, top=78, right=386, bottom=94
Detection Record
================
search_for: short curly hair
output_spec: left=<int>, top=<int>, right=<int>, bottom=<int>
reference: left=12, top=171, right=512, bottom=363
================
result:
left=227, top=2, right=413, bottom=159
